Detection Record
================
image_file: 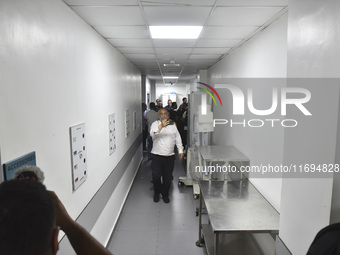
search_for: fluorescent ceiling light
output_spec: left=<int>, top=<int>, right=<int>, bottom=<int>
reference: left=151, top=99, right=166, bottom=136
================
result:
left=150, top=26, right=203, bottom=39
left=163, top=76, right=178, bottom=79
left=163, top=63, right=180, bottom=67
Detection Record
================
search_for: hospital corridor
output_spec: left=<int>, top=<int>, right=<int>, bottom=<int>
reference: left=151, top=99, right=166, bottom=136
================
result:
left=1, top=0, right=340, bottom=255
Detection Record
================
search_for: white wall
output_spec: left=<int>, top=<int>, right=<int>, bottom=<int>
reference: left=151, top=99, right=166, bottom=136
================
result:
left=207, top=14, right=288, bottom=211
left=207, top=5, right=340, bottom=253
left=0, top=0, right=142, bottom=247
left=279, top=0, right=340, bottom=254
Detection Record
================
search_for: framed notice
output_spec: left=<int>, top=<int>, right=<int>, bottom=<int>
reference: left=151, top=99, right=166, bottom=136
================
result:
left=70, top=123, right=87, bottom=190
left=109, top=113, right=116, bottom=155
left=133, top=111, right=137, bottom=131
left=3, top=152, right=36, bottom=181
left=125, top=109, right=130, bottom=139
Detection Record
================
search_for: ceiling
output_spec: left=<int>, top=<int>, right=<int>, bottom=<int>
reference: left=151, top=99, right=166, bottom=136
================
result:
left=63, top=0, right=288, bottom=86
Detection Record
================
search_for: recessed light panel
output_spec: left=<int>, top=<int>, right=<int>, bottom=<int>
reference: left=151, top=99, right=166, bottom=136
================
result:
left=150, top=26, right=203, bottom=39
left=163, top=76, right=178, bottom=79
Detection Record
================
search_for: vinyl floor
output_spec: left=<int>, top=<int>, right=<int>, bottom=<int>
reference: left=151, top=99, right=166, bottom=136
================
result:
left=107, top=153, right=276, bottom=255
left=107, top=153, right=207, bottom=255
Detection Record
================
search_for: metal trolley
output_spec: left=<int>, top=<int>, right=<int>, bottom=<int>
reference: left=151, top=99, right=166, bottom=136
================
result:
left=196, top=180, right=280, bottom=255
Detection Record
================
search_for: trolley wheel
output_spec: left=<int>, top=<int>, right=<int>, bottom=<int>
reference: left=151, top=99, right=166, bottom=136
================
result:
left=178, top=181, right=184, bottom=188
left=196, top=238, right=205, bottom=247
left=194, top=194, right=199, bottom=200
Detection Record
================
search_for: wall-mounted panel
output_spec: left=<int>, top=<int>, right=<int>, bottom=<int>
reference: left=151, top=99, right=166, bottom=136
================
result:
left=125, top=109, right=130, bottom=139
left=70, top=123, right=87, bottom=190
left=108, top=113, right=116, bottom=155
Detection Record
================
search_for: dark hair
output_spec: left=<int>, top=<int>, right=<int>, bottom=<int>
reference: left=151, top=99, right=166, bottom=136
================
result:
left=171, top=102, right=177, bottom=109
left=307, top=223, right=340, bottom=255
left=149, top=102, right=156, bottom=109
left=142, top=103, right=147, bottom=111
left=0, top=180, right=55, bottom=255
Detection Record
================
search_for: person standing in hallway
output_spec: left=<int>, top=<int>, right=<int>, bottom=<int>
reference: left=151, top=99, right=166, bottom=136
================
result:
left=164, top=99, right=172, bottom=111
left=169, top=101, right=178, bottom=124
left=176, top=101, right=186, bottom=148
left=142, top=103, right=148, bottom=151
left=180, top=102, right=188, bottom=149
left=150, top=108, right=184, bottom=203
left=145, top=102, right=159, bottom=160
left=178, top=97, right=187, bottom=111
left=155, top=99, right=163, bottom=111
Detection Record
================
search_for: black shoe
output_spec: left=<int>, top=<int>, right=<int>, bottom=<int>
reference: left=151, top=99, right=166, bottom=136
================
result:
left=153, top=193, right=160, bottom=203
left=162, top=195, right=170, bottom=203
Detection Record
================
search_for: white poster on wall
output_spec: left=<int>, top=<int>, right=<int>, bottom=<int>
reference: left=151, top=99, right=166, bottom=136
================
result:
left=70, top=123, right=87, bottom=190
left=133, top=111, right=136, bottom=131
left=108, top=113, right=116, bottom=155
left=125, top=109, right=130, bottom=139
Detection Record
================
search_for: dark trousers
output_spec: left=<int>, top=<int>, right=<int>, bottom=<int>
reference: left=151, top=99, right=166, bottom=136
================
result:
left=147, top=135, right=153, bottom=160
left=143, top=129, right=148, bottom=150
left=151, top=154, right=175, bottom=197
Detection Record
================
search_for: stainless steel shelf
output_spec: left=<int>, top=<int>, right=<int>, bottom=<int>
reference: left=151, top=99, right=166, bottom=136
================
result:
left=197, top=179, right=279, bottom=255
left=200, top=180, right=279, bottom=233
left=197, top=145, right=250, bottom=162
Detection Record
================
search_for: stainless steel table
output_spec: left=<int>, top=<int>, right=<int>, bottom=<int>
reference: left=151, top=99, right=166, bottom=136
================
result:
left=197, top=145, right=250, bottom=180
left=197, top=180, right=280, bottom=255
left=197, top=145, right=250, bottom=162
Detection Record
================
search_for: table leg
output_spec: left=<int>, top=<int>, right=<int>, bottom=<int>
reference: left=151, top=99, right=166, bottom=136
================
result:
left=214, top=233, right=219, bottom=255
left=196, top=189, right=204, bottom=247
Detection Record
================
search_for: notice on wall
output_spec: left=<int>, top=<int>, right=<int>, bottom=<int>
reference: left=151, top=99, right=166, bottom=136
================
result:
left=133, top=111, right=137, bottom=131
left=3, top=151, right=36, bottom=181
left=125, top=109, right=130, bottom=139
left=70, top=123, right=87, bottom=190
left=108, top=113, right=116, bottom=155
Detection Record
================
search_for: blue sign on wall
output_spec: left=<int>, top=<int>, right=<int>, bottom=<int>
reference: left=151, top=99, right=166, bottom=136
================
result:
left=3, top=152, right=36, bottom=181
